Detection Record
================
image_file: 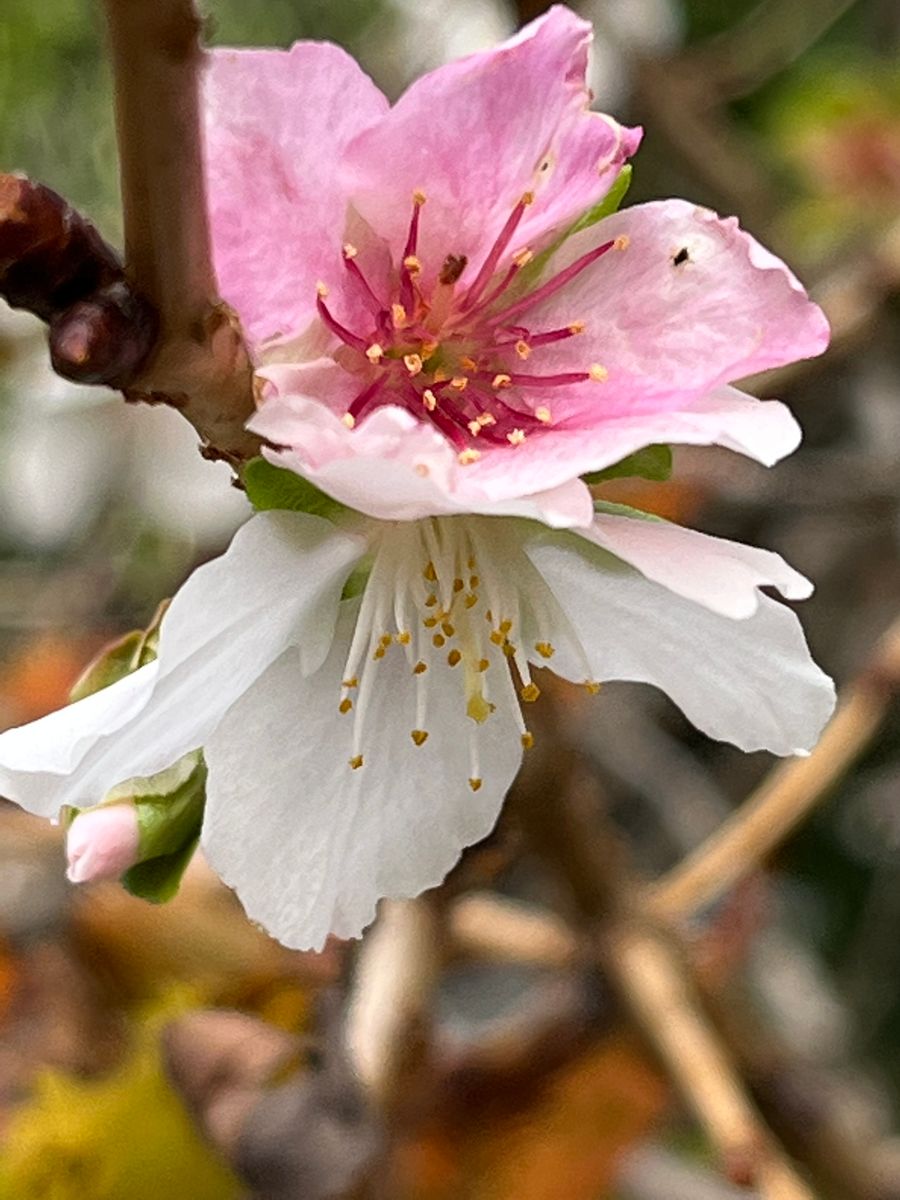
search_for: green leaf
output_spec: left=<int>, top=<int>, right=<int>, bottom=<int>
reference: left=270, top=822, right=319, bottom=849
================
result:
left=592, top=499, right=666, bottom=523
left=583, top=444, right=673, bottom=486
left=242, top=456, right=346, bottom=521
left=106, top=752, right=206, bottom=904
left=518, top=165, right=633, bottom=290
left=68, top=599, right=170, bottom=703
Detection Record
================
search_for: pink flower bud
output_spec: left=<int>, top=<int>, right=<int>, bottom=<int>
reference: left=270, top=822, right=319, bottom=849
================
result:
left=66, top=804, right=140, bottom=884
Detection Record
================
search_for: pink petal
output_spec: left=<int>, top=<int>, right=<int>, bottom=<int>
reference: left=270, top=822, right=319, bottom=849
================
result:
left=343, top=7, right=637, bottom=290
left=508, top=199, right=829, bottom=419
left=203, top=43, right=388, bottom=351
left=582, top=508, right=812, bottom=619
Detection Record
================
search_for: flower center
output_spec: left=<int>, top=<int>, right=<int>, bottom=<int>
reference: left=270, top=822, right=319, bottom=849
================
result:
left=337, top=518, right=600, bottom=788
left=316, top=192, right=627, bottom=464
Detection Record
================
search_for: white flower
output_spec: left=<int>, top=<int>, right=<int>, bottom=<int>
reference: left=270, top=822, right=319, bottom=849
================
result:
left=0, top=505, right=833, bottom=950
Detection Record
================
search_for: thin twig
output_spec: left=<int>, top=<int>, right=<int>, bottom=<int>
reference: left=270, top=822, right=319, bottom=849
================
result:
left=646, top=613, right=900, bottom=925
left=103, top=0, right=260, bottom=466
left=449, top=892, right=578, bottom=968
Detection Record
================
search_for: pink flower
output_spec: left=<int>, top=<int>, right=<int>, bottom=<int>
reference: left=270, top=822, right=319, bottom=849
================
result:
left=0, top=8, right=835, bottom=951
left=205, top=6, right=827, bottom=527
left=66, top=803, right=140, bottom=884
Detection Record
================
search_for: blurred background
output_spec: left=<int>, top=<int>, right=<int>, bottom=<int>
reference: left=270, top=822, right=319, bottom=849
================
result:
left=1, top=0, right=900, bottom=1197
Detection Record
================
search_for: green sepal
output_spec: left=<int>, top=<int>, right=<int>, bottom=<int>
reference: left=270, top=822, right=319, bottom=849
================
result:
left=242, top=457, right=346, bottom=522
left=592, top=498, right=666, bottom=523
left=106, top=752, right=206, bottom=904
left=583, top=444, right=673, bottom=487
left=68, top=600, right=169, bottom=703
left=518, top=165, right=632, bottom=290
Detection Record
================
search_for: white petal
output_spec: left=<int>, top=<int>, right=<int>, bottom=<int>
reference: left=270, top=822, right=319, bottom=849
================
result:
left=0, top=512, right=365, bottom=817
left=525, top=531, right=835, bottom=755
left=584, top=505, right=812, bottom=619
left=0, top=663, right=158, bottom=817
left=203, top=605, right=524, bottom=951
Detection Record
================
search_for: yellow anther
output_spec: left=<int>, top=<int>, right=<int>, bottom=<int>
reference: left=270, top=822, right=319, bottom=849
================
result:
left=423, top=561, right=437, bottom=582
left=491, top=373, right=512, bottom=390
left=584, top=681, right=602, bottom=695
left=515, top=340, right=531, bottom=360
left=415, top=463, right=430, bottom=477
left=379, top=633, right=393, bottom=647
left=366, top=343, right=384, bottom=363
left=589, top=363, right=608, bottom=382
left=468, top=777, right=483, bottom=792
left=469, top=574, right=479, bottom=589
left=477, top=413, right=496, bottom=427
left=413, top=661, right=428, bottom=674
left=373, top=646, right=386, bottom=660
left=485, top=609, right=493, bottom=622
left=425, top=593, right=438, bottom=608
left=339, top=698, right=353, bottom=714
left=521, top=731, right=535, bottom=750
left=423, top=615, right=439, bottom=628
left=432, top=633, right=446, bottom=648
left=521, top=682, right=541, bottom=703
left=423, top=389, right=437, bottom=412
left=404, top=352, right=422, bottom=375
left=468, top=420, right=482, bottom=436
left=507, top=428, right=526, bottom=445
left=569, top=321, right=586, bottom=334
left=349, top=754, right=364, bottom=770
left=413, top=189, right=427, bottom=206
left=342, top=413, right=356, bottom=429
left=411, top=729, right=429, bottom=746
left=489, top=630, right=505, bottom=645
left=477, top=658, right=490, bottom=672
left=442, top=621, right=456, bottom=637
left=464, top=593, right=478, bottom=609
left=513, top=248, right=534, bottom=268
left=342, top=243, right=358, bottom=259
left=316, top=280, right=329, bottom=297
left=521, top=190, right=535, bottom=206
left=467, top=692, right=495, bottom=723
left=433, top=368, right=449, bottom=383
left=458, top=448, right=481, bottom=465
left=453, top=578, right=465, bottom=593
left=535, top=405, right=552, bottom=424
left=461, top=356, right=478, bottom=372
left=502, top=641, right=517, bottom=658
left=421, top=341, right=438, bottom=358
left=447, top=649, right=462, bottom=667
left=535, top=641, right=555, bottom=659
left=499, top=619, right=512, bottom=634
left=450, top=376, right=469, bottom=391
left=614, top=234, right=630, bottom=251
left=342, top=677, right=359, bottom=689
left=397, top=631, right=412, bottom=645
left=403, top=254, right=422, bottom=275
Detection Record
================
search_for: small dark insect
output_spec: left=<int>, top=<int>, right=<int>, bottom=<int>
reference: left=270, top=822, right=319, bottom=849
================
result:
left=439, top=253, right=468, bottom=285
left=672, top=246, right=690, bottom=266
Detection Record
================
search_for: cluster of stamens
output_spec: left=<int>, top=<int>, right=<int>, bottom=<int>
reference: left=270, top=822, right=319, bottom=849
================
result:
left=316, top=190, right=628, bottom=464
left=337, top=519, right=601, bottom=790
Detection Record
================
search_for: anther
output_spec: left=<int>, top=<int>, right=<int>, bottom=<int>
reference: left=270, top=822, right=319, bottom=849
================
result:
left=521, top=731, right=535, bottom=750
left=411, top=729, right=429, bottom=746
left=342, top=413, right=356, bottom=429
left=461, top=356, right=478, bottom=372
left=464, top=594, right=478, bottom=609
left=469, top=574, right=480, bottom=588
left=413, top=189, right=427, bottom=206
left=366, top=343, right=384, bottom=363
left=403, top=254, right=422, bottom=276
left=589, top=364, right=608, bottom=382
left=513, top=248, right=534, bottom=268
left=342, top=677, right=359, bottom=689
left=521, top=190, right=535, bottom=206
left=468, top=420, right=482, bottom=436
left=339, top=698, right=353, bottom=714
left=433, top=633, right=446, bottom=647
left=424, top=561, right=437, bottom=582
left=450, top=376, right=468, bottom=391
left=423, top=389, right=437, bottom=411
left=521, top=682, right=541, bottom=702
left=394, top=304, right=409, bottom=329
left=569, top=321, right=586, bottom=334
left=442, top=620, right=456, bottom=635
left=453, top=578, right=465, bottom=593
left=447, top=649, right=462, bottom=667
left=492, top=374, right=512, bottom=389
left=468, top=777, right=483, bottom=792
left=584, top=681, right=602, bottom=695
left=425, top=593, right=438, bottom=607
left=499, top=620, right=512, bottom=634
left=535, top=406, right=552, bottom=424
left=342, top=243, right=358, bottom=260
left=349, top=755, right=364, bottom=770
left=477, top=413, right=496, bottom=427
left=316, top=281, right=329, bottom=297
left=614, top=234, right=630, bottom=251
left=477, top=658, right=490, bottom=672
left=507, top=429, right=526, bottom=445
left=515, top=340, right=531, bottom=359
left=397, top=631, right=412, bottom=645
left=413, top=661, right=428, bottom=674
left=458, top=448, right=481, bottom=465
left=535, top=641, right=555, bottom=658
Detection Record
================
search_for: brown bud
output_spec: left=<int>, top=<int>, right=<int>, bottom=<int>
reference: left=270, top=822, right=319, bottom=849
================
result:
left=49, top=281, right=159, bottom=387
left=0, top=173, right=121, bottom=321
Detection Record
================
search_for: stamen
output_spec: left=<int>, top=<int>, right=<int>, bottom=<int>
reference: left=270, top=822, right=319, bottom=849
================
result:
left=487, top=238, right=617, bottom=327
left=589, top=364, right=608, bottom=382
left=492, top=374, right=512, bottom=389
left=458, top=448, right=481, bottom=465
left=449, top=376, right=468, bottom=391
left=393, top=303, right=409, bottom=329
left=411, top=729, right=429, bottom=746
left=535, top=406, right=552, bottom=424
left=342, top=246, right=388, bottom=315
left=515, top=340, right=531, bottom=359
left=507, top=429, right=526, bottom=446
left=521, top=731, right=535, bottom=750
left=316, top=289, right=368, bottom=351
left=462, top=192, right=534, bottom=309
left=347, top=375, right=389, bottom=422
left=366, top=343, right=384, bottom=363
left=350, top=754, right=364, bottom=770
left=423, top=389, right=437, bottom=412
left=404, top=353, right=423, bottom=376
